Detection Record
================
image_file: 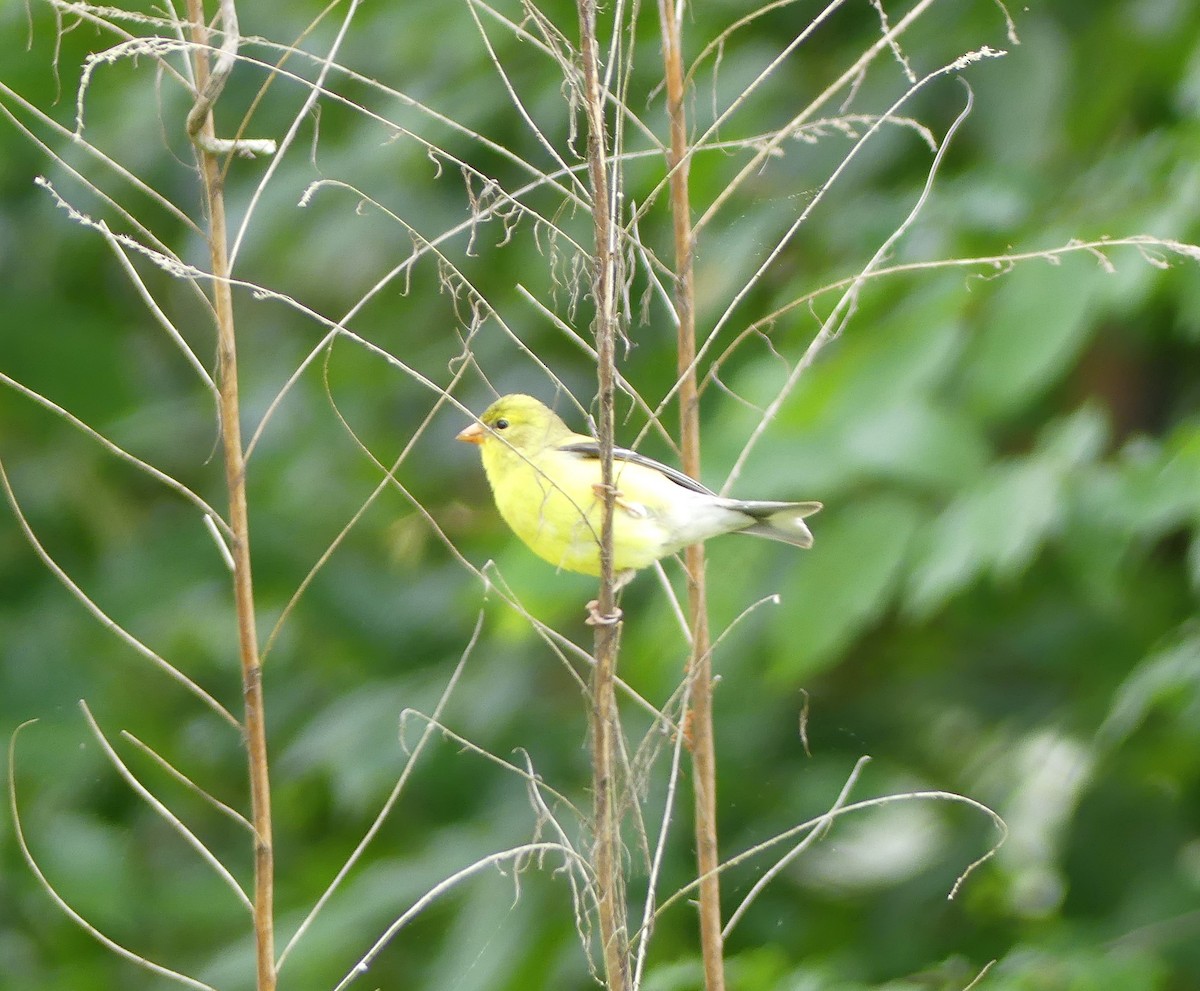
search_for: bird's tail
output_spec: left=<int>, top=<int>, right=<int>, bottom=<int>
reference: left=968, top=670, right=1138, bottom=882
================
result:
left=732, top=500, right=823, bottom=548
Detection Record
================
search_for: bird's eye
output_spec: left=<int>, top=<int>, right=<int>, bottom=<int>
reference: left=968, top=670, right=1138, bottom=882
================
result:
left=495, top=418, right=509, bottom=430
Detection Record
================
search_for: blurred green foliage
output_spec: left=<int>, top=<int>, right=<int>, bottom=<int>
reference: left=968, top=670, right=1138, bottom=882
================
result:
left=2, top=1, right=1199, bottom=989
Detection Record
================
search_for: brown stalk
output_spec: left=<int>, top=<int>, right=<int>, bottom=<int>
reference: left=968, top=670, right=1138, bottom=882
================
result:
left=186, top=3, right=276, bottom=989
left=657, top=1, right=725, bottom=988
left=576, top=0, right=629, bottom=988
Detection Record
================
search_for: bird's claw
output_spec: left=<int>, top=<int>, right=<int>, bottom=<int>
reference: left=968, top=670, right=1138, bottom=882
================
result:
left=585, top=598, right=623, bottom=626
left=591, top=483, right=648, bottom=519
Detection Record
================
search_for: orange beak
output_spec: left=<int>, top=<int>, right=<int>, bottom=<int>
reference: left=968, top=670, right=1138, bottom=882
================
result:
left=456, top=422, right=485, bottom=445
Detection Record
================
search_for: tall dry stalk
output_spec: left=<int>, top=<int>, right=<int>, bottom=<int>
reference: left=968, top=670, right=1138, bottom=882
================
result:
left=577, top=0, right=630, bottom=987
left=186, top=2, right=275, bottom=988
left=656, top=2, right=724, bottom=988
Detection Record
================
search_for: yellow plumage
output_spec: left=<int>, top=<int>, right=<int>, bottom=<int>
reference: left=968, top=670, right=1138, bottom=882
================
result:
left=458, top=395, right=821, bottom=585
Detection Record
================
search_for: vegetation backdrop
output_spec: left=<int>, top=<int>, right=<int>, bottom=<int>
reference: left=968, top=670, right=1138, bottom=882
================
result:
left=1, top=0, right=1198, bottom=989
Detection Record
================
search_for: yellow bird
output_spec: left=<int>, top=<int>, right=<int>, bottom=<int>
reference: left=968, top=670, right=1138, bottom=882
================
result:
left=457, top=395, right=821, bottom=611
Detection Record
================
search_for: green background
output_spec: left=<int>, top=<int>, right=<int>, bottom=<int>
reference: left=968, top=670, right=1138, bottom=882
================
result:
left=2, top=1, right=1199, bottom=988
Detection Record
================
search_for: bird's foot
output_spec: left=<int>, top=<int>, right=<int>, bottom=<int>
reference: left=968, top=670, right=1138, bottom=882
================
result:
left=591, top=483, right=648, bottom=519
left=584, top=599, right=623, bottom=626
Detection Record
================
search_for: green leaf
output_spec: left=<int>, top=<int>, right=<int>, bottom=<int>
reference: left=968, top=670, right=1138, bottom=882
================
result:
left=770, top=493, right=921, bottom=680
left=958, top=260, right=1100, bottom=420
left=1096, top=627, right=1200, bottom=752
left=905, top=407, right=1109, bottom=617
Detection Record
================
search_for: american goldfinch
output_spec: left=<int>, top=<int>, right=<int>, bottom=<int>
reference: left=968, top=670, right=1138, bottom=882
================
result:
left=457, top=394, right=821, bottom=596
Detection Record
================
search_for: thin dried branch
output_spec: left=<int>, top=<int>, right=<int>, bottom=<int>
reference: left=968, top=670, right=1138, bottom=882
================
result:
left=685, top=0, right=811, bottom=90
left=646, top=786, right=1008, bottom=931
left=52, top=22, right=595, bottom=289
left=964, top=961, right=999, bottom=990
left=721, top=234, right=1200, bottom=350
left=186, top=34, right=597, bottom=270
left=97, top=221, right=220, bottom=401
left=245, top=166, right=588, bottom=459
left=331, top=842, right=588, bottom=991
left=121, top=731, right=254, bottom=833
left=870, top=0, right=917, bottom=83
left=470, top=0, right=665, bottom=155
left=276, top=612, right=477, bottom=970
left=212, top=0, right=343, bottom=189
left=396, top=715, right=585, bottom=824
left=516, top=749, right=598, bottom=971
left=76, top=35, right=194, bottom=132
left=692, top=0, right=945, bottom=236
left=631, top=670, right=692, bottom=991
left=723, top=755, right=870, bottom=937
left=8, top=721, right=219, bottom=991
left=466, top=0, right=589, bottom=201
left=79, top=701, right=253, bottom=912
left=260, top=347, right=473, bottom=662
left=0, top=371, right=231, bottom=540
left=660, top=49, right=1002, bottom=441
left=515, top=284, right=680, bottom=457
left=0, top=80, right=203, bottom=241
left=225, top=0, right=353, bottom=263
left=0, top=455, right=239, bottom=729
left=721, top=72, right=987, bottom=493
left=620, top=0, right=849, bottom=248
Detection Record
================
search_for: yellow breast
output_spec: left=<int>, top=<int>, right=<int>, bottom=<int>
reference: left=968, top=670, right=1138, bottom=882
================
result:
left=481, top=442, right=667, bottom=576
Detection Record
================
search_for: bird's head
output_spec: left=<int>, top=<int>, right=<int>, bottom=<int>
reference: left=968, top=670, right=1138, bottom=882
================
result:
left=456, top=394, right=572, bottom=454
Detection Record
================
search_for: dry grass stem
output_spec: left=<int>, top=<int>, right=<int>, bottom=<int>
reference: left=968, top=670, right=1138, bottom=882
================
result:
left=8, top=723, right=219, bottom=991
left=277, top=616, right=478, bottom=969
left=186, top=2, right=274, bottom=986
left=0, top=456, right=239, bottom=728
left=79, top=701, right=253, bottom=911
left=576, top=0, right=630, bottom=985
left=121, top=731, right=255, bottom=833
left=655, top=0, right=724, bottom=986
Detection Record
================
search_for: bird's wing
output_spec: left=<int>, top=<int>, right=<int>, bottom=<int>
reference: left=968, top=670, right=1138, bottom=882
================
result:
left=556, top=441, right=717, bottom=497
